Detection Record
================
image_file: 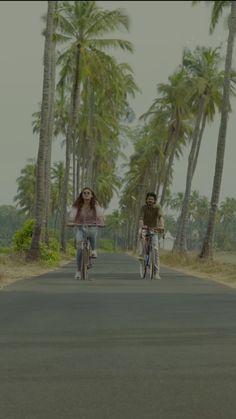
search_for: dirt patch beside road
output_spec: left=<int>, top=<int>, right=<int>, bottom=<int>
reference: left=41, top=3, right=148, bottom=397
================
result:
left=0, top=254, right=71, bottom=289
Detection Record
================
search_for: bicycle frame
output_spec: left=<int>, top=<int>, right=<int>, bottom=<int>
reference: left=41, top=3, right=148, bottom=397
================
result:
left=80, top=231, right=92, bottom=280
left=139, top=228, right=157, bottom=279
left=67, top=223, right=103, bottom=280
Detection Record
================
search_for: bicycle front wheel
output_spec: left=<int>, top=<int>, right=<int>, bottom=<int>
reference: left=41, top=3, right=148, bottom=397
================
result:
left=139, top=260, right=146, bottom=279
left=81, top=249, right=89, bottom=280
left=149, top=249, right=155, bottom=279
left=139, top=255, right=149, bottom=279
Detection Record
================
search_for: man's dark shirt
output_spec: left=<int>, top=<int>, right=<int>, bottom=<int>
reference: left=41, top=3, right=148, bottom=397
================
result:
left=139, top=204, right=163, bottom=228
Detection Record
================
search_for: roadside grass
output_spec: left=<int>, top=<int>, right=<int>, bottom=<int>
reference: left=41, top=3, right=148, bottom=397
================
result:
left=0, top=252, right=71, bottom=289
left=160, top=249, right=236, bottom=288
left=0, top=245, right=110, bottom=289
left=214, top=251, right=236, bottom=264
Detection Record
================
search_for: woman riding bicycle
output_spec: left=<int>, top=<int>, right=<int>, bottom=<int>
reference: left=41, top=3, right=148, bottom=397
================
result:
left=138, top=192, right=164, bottom=280
left=68, top=187, right=105, bottom=279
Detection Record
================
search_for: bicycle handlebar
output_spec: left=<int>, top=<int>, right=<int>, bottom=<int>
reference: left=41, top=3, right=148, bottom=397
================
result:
left=67, top=223, right=105, bottom=227
left=141, top=226, right=164, bottom=233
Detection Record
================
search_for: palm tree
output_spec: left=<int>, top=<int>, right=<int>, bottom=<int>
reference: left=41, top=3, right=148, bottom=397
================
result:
left=28, top=1, right=57, bottom=260
left=174, top=46, right=226, bottom=252
left=119, top=126, right=159, bottom=248
left=141, top=69, right=191, bottom=206
left=56, top=1, right=133, bottom=252
left=14, top=159, right=36, bottom=217
left=44, top=1, right=58, bottom=245
left=157, top=70, right=191, bottom=206
left=193, top=1, right=236, bottom=259
left=50, top=161, right=65, bottom=230
left=77, top=57, right=138, bottom=195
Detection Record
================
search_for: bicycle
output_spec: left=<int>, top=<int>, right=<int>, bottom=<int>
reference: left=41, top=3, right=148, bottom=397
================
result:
left=139, top=226, right=164, bottom=279
left=67, top=223, right=103, bottom=281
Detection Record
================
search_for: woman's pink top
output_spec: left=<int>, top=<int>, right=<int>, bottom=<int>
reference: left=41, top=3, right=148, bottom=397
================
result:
left=68, top=203, right=105, bottom=225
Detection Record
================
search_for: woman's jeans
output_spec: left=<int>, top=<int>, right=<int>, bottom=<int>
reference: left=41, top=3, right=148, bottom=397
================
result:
left=75, top=226, right=97, bottom=270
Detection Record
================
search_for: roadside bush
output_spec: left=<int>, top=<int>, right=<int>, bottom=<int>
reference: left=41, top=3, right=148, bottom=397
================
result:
left=67, top=239, right=76, bottom=257
left=12, top=220, right=61, bottom=265
left=12, top=219, right=34, bottom=252
left=40, top=242, right=61, bottom=266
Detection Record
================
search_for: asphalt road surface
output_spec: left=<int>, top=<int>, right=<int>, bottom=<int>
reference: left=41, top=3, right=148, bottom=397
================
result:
left=1, top=252, right=236, bottom=419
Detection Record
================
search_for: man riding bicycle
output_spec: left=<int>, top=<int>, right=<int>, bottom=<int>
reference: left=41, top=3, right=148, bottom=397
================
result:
left=138, top=192, right=164, bottom=280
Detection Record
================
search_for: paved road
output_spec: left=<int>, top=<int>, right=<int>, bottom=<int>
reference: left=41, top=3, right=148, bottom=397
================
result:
left=1, top=252, right=236, bottom=419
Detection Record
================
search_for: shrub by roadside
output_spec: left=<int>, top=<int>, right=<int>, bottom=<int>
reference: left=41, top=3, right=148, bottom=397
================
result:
left=0, top=219, right=74, bottom=289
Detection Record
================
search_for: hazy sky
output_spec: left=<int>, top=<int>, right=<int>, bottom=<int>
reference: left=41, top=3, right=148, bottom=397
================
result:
left=0, top=1, right=235, bottom=210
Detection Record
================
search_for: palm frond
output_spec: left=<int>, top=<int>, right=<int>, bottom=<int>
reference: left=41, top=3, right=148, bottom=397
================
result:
left=89, top=38, right=133, bottom=52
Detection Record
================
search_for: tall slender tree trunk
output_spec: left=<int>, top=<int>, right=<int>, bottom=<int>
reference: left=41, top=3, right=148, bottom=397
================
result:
left=199, top=0, right=236, bottom=259
left=173, top=97, right=205, bottom=252
left=160, top=119, right=181, bottom=207
left=44, top=1, right=57, bottom=245
left=60, top=45, right=81, bottom=252
left=72, top=138, right=76, bottom=202
left=27, top=1, right=56, bottom=260
left=149, top=156, right=158, bottom=192
left=76, top=153, right=80, bottom=196
left=192, top=113, right=207, bottom=176
left=86, top=82, right=95, bottom=187
left=131, top=172, right=148, bottom=249
left=155, top=127, right=175, bottom=197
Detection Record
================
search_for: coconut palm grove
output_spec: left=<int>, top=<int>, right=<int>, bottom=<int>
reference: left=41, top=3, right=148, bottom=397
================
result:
left=1, top=0, right=236, bottom=265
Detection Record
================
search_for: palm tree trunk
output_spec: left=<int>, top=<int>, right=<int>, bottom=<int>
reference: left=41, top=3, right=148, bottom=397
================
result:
left=60, top=45, right=81, bottom=252
left=160, top=119, right=181, bottom=207
left=199, top=0, right=236, bottom=259
left=173, top=97, right=205, bottom=252
left=155, top=127, right=175, bottom=197
left=149, top=156, right=158, bottom=191
left=131, top=173, right=148, bottom=249
left=192, top=112, right=207, bottom=176
left=72, top=138, right=76, bottom=202
left=44, top=2, right=57, bottom=245
left=76, top=153, right=80, bottom=196
left=27, top=1, right=56, bottom=260
left=85, top=82, right=96, bottom=187
left=76, top=131, right=83, bottom=193
left=160, top=146, right=175, bottom=207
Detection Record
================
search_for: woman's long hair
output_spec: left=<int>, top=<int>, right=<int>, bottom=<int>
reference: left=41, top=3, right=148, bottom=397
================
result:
left=73, top=187, right=98, bottom=213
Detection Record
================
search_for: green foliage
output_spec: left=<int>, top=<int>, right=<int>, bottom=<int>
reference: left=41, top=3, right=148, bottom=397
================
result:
left=99, top=238, right=114, bottom=252
left=213, top=197, right=236, bottom=250
left=12, top=219, right=34, bottom=252
left=47, top=237, right=60, bottom=252
left=67, top=239, right=76, bottom=257
left=14, top=159, right=36, bottom=216
left=0, top=205, right=26, bottom=246
left=165, top=191, right=236, bottom=251
left=55, top=1, right=138, bottom=211
left=0, top=246, right=11, bottom=254
left=12, top=220, right=62, bottom=265
left=39, top=242, right=61, bottom=266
